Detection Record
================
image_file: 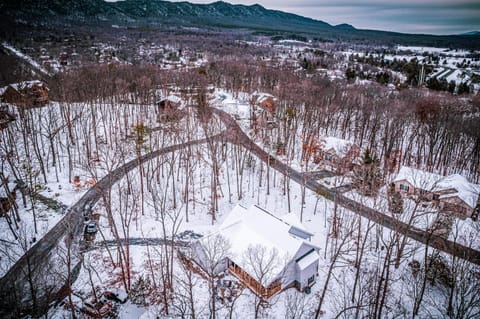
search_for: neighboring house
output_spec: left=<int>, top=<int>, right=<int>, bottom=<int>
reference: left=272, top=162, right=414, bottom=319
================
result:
left=156, top=95, right=182, bottom=122
left=191, top=204, right=319, bottom=300
left=393, top=166, right=480, bottom=220
left=0, top=81, right=49, bottom=108
left=252, top=92, right=276, bottom=113
left=314, top=136, right=360, bottom=174
left=251, top=92, right=276, bottom=123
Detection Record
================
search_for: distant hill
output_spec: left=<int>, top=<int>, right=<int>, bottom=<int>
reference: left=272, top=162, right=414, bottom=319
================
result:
left=1, top=0, right=479, bottom=49
left=461, top=31, right=480, bottom=36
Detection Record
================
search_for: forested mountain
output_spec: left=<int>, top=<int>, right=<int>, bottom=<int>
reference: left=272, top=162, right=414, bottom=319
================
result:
left=1, top=0, right=479, bottom=48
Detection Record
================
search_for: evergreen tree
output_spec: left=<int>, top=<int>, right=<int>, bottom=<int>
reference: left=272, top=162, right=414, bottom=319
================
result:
left=129, top=275, right=151, bottom=306
left=353, top=148, right=383, bottom=196
left=457, top=82, right=470, bottom=95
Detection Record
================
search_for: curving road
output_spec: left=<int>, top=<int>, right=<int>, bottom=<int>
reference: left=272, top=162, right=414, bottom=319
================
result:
left=2, top=107, right=479, bottom=318
left=0, top=133, right=224, bottom=318
left=212, top=107, right=480, bottom=266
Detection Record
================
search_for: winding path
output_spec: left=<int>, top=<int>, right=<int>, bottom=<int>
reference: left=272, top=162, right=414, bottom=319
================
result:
left=213, top=107, right=480, bottom=265
left=2, top=107, right=480, bottom=318
left=0, top=133, right=223, bottom=317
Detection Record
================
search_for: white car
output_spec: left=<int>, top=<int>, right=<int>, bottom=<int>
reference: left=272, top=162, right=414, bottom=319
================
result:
left=85, top=222, right=97, bottom=233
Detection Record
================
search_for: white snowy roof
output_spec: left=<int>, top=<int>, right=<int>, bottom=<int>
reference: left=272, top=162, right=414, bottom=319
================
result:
left=393, top=166, right=444, bottom=190
left=321, top=136, right=354, bottom=157
left=297, top=250, right=319, bottom=271
left=157, top=95, right=181, bottom=104
left=165, top=95, right=181, bottom=104
left=213, top=205, right=316, bottom=283
left=10, top=80, right=45, bottom=91
left=437, top=174, right=480, bottom=208
left=394, top=166, right=480, bottom=208
left=253, top=92, right=274, bottom=104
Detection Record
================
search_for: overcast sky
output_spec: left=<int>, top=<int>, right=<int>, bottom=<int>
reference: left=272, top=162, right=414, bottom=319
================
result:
left=149, top=0, right=480, bottom=35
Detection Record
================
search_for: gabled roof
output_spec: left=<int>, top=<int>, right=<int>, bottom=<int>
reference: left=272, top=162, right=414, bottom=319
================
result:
left=393, top=166, right=443, bottom=190
left=252, top=92, right=274, bottom=104
left=321, top=136, right=355, bottom=157
left=210, top=204, right=317, bottom=284
left=10, top=80, right=47, bottom=91
left=394, top=166, right=480, bottom=208
left=437, top=174, right=480, bottom=208
left=158, top=95, right=181, bottom=104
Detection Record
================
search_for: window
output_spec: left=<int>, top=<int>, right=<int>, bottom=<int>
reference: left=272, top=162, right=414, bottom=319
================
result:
left=307, top=275, right=315, bottom=285
left=400, top=184, right=409, bottom=192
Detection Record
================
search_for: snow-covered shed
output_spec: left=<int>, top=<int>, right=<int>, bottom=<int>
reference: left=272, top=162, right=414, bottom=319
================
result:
left=192, top=205, right=319, bottom=299
left=156, top=95, right=183, bottom=122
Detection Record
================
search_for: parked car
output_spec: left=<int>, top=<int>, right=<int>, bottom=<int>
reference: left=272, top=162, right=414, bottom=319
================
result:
left=85, top=221, right=97, bottom=233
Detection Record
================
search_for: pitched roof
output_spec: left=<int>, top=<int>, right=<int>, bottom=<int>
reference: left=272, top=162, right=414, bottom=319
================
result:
left=321, top=136, right=355, bottom=157
left=210, top=204, right=316, bottom=284
left=10, top=80, right=46, bottom=91
left=253, top=92, right=274, bottom=104
left=394, top=166, right=480, bottom=208
left=437, top=174, right=480, bottom=208
left=393, top=166, right=444, bottom=190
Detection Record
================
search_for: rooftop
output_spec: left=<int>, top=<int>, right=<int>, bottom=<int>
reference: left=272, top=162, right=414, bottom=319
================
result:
left=394, top=166, right=480, bottom=208
left=321, top=136, right=355, bottom=157
left=207, top=204, right=315, bottom=284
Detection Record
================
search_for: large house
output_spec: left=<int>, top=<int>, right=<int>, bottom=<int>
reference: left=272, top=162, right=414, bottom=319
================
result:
left=0, top=81, right=49, bottom=108
left=310, top=136, right=360, bottom=174
left=191, top=205, right=319, bottom=300
left=392, top=166, right=480, bottom=220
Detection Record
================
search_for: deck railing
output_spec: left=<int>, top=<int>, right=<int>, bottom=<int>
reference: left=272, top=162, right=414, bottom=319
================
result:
left=229, top=264, right=282, bottom=299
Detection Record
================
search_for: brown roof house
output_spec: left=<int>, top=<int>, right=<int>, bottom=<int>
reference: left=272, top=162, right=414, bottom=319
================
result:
left=251, top=92, right=277, bottom=121
left=0, top=81, right=49, bottom=108
left=393, top=166, right=480, bottom=220
left=313, top=136, right=360, bottom=174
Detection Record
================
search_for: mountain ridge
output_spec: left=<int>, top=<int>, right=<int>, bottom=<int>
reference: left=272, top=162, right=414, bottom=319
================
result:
left=1, top=0, right=478, bottom=49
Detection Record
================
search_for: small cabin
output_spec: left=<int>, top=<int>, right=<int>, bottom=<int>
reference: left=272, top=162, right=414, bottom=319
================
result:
left=156, top=95, right=182, bottom=122
left=251, top=92, right=277, bottom=122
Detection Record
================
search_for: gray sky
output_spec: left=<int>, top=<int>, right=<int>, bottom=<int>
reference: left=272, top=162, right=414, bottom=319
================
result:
left=105, top=0, right=480, bottom=34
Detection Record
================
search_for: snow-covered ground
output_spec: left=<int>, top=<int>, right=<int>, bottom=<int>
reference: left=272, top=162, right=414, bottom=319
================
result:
left=2, top=85, right=478, bottom=318
left=0, top=96, right=223, bottom=277
left=43, top=88, right=478, bottom=318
